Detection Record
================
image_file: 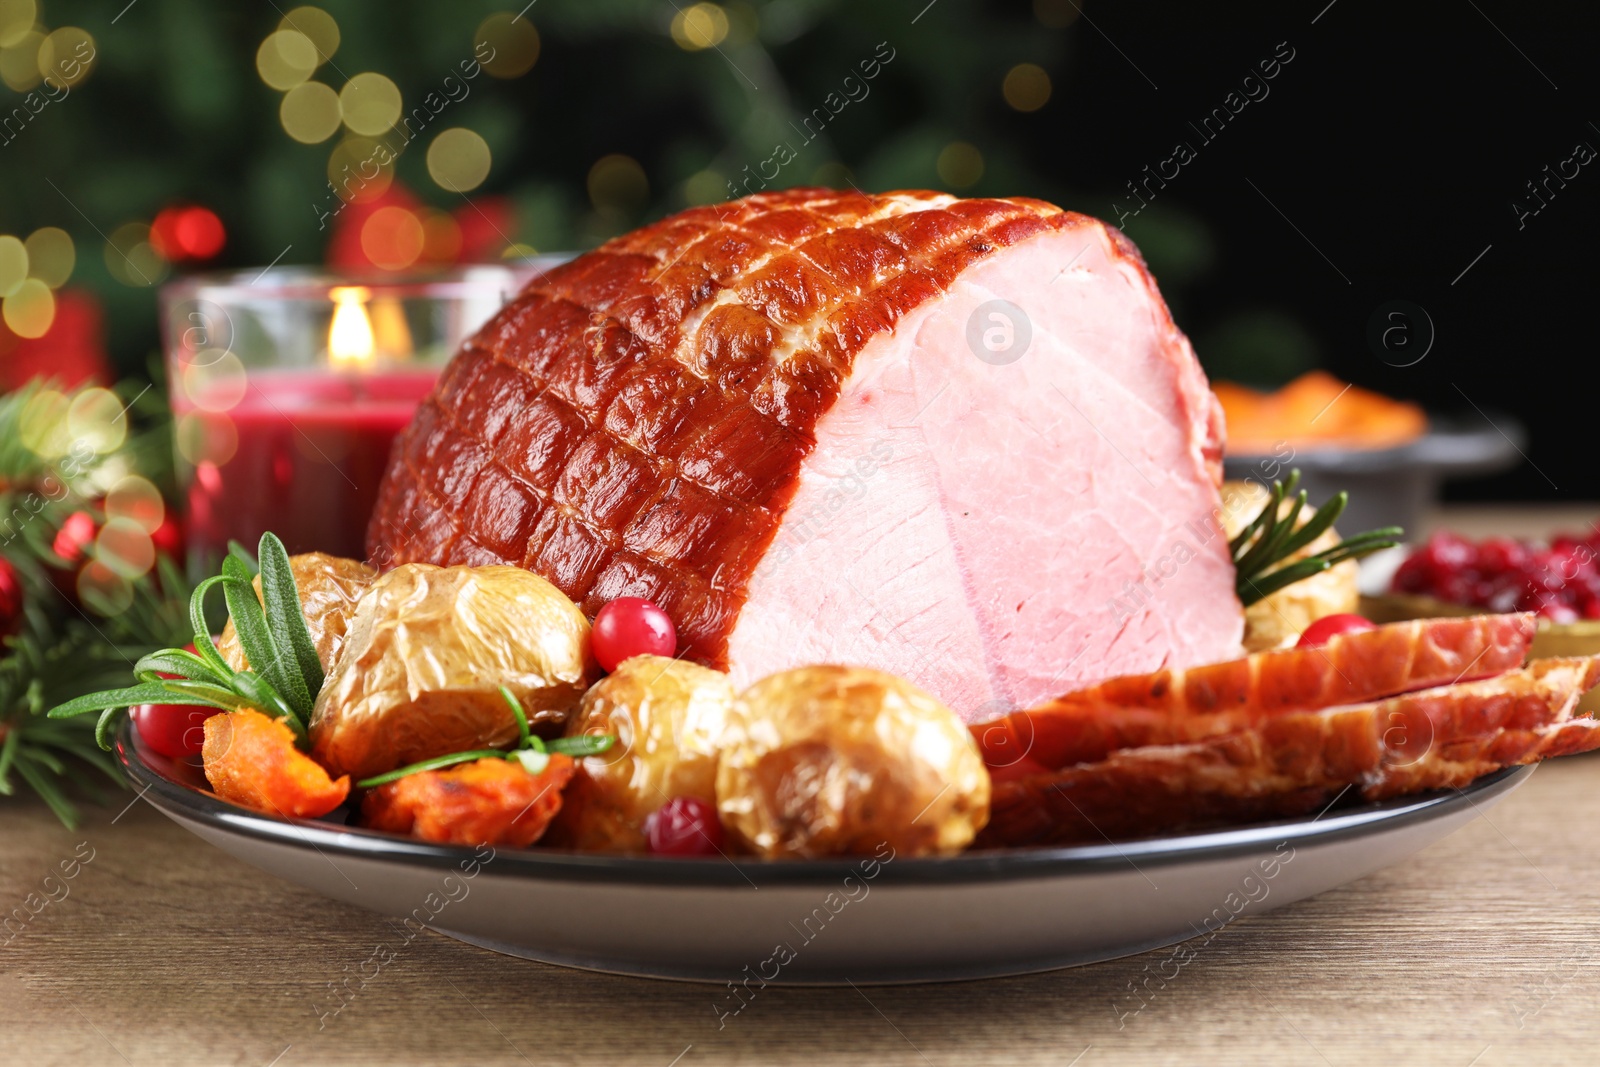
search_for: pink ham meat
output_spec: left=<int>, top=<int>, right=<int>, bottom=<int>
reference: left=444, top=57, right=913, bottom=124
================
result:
left=368, top=188, right=1243, bottom=718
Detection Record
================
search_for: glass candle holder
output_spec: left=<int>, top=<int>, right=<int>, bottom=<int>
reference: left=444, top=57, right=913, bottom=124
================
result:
left=160, top=266, right=530, bottom=569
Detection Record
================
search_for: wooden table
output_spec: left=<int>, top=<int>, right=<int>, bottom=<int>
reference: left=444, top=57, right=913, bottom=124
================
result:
left=5, top=506, right=1600, bottom=1066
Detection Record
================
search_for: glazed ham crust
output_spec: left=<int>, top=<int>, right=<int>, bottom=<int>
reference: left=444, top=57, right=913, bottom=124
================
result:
left=367, top=188, right=1229, bottom=681
left=978, top=656, right=1600, bottom=848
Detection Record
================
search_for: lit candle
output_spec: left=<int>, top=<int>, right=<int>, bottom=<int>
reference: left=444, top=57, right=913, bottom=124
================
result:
left=163, top=265, right=530, bottom=570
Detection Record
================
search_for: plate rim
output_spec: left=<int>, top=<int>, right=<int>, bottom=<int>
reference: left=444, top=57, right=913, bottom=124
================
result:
left=117, top=720, right=1534, bottom=888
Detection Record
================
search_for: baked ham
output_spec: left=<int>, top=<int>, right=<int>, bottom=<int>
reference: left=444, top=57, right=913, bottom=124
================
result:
left=367, top=188, right=1243, bottom=718
left=979, top=654, right=1600, bottom=847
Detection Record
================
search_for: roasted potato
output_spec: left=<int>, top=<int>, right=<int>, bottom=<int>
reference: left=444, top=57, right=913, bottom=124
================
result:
left=717, top=666, right=990, bottom=858
left=216, top=552, right=376, bottom=673
left=310, top=564, right=597, bottom=781
left=1221, top=480, right=1360, bottom=652
left=545, top=655, right=736, bottom=851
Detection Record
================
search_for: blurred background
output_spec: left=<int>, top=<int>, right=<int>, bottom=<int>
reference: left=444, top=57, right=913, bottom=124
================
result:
left=0, top=0, right=1593, bottom=500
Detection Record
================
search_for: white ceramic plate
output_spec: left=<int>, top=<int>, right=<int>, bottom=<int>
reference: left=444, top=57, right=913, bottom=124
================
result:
left=118, top=721, right=1531, bottom=985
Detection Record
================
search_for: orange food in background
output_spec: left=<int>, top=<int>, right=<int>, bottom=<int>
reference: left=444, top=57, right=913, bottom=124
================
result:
left=361, top=755, right=575, bottom=847
left=202, top=711, right=351, bottom=819
left=1214, top=371, right=1427, bottom=455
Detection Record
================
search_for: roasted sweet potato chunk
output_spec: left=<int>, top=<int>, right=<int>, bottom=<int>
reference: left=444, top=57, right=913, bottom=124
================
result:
left=202, top=710, right=350, bottom=819
left=360, top=755, right=575, bottom=847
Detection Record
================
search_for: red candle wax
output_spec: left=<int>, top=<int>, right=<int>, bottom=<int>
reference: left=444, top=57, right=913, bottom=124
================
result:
left=179, top=368, right=437, bottom=563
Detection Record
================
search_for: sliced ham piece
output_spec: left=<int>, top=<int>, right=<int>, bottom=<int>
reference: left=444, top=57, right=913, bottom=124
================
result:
left=368, top=188, right=1243, bottom=718
left=974, top=613, right=1538, bottom=774
left=979, top=655, right=1600, bottom=847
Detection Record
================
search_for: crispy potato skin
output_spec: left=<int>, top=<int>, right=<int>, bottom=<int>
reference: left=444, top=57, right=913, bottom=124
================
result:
left=360, top=755, right=575, bottom=847
left=216, top=553, right=376, bottom=673
left=202, top=710, right=350, bottom=819
left=717, top=666, right=990, bottom=858
left=310, top=564, right=597, bottom=781
left=1221, top=481, right=1360, bottom=652
left=545, top=655, right=736, bottom=851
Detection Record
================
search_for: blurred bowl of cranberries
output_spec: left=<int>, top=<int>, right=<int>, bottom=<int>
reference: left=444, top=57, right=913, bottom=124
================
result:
left=1385, top=529, right=1600, bottom=624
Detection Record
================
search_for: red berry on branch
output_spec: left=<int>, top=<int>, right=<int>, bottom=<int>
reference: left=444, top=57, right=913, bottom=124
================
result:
left=0, top=556, right=24, bottom=638
left=52, top=510, right=98, bottom=566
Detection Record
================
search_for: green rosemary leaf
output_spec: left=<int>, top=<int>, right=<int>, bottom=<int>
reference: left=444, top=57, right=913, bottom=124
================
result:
left=189, top=575, right=236, bottom=678
left=15, top=756, right=77, bottom=829
left=19, top=743, right=64, bottom=776
left=217, top=672, right=303, bottom=735
left=355, top=749, right=510, bottom=789
left=498, top=685, right=531, bottom=748
left=227, top=540, right=259, bottom=577
left=95, top=707, right=121, bottom=751
left=220, top=556, right=310, bottom=720
left=0, top=727, right=20, bottom=795
left=48, top=682, right=206, bottom=719
left=1232, top=479, right=1288, bottom=580
left=1231, top=470, right=1404, bottom=606
left=1240, top=559, right=1334, bottom=604
left=258, top=532, right=323, bottom=704
left=547, top=734, right=617, bottom=757
left=133, top=648, right=229, bottom=686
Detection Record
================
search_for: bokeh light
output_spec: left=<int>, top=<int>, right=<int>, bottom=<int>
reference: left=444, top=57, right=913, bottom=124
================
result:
left=3, top=278, right=53, bottom=338
left=340, top=72, right=401, bottom=136
left=181, top=349, right=247, bottom=413
left=421, top=210, right=463, bottom=261
left=24, top=227, right=73, bottom=288
left=78, top=559, right=134, bottom=617
left=105, top=222, right=168, bottom=287
left=671, top=3, right=730, bottom=51
left=683, top=170, right=726, bottom=205
left=105, top=474, right=165, bottom=535
left=1002, top=63, right=1052, bottom=112
left=426, top=127, right=491, bottom=193
left=587, top=154, right=649, bottom=216
left=65, top=386, right=128, bottom=454
left=38, top=26, right=95, bottom=89
left=280, top=80, right=342, bottom=143
left=0, top=234, right=26, bottom=297
left=95, top=518, right=156, bottom=581
left=279, top=6, right=339, bottom=64
left=0, top=0, right=34, bottom=48
left=18, top=387, right=70, bottom=457
left=327, top=136, right=396, bottom=202
left=0, top=31, right=41, bottom=91
left=176, top=411, right=238, bottom=467
left=360, top=206, right=425, bottom=270
left=256, top=29, right=319, bottom=91
left=937, top=141, right=985, bottom=188
left=1033, top=0, right=1081, bottom=28
left=474, top=12, right=539, bottom=78
left=151, top=205, right=225, bottom=261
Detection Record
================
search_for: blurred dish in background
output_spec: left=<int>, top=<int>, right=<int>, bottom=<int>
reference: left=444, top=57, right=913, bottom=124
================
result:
left=1219, top=371, right=1523, bottom=539
left=1214, top=371, right=1427, bottom=455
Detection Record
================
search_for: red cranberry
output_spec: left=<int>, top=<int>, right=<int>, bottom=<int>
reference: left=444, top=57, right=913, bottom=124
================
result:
left=132, top=702, right=220, bottom=759
left=645, top=797, right=725, bottom=856
left=1297, top=613, right=1379, bottom=648
left=591, top=597, right=677, bottom=673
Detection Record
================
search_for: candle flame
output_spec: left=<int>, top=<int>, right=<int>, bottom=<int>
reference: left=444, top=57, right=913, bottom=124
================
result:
left=329, top=286, right=376, bottom=370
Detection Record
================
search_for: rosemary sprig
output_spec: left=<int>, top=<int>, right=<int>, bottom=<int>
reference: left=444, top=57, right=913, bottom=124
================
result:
left=48, top=532, right=324, bottom=749
left=1232, top=470, right=1402, bottom=606
left=355, top=685, right=614, bottom=789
